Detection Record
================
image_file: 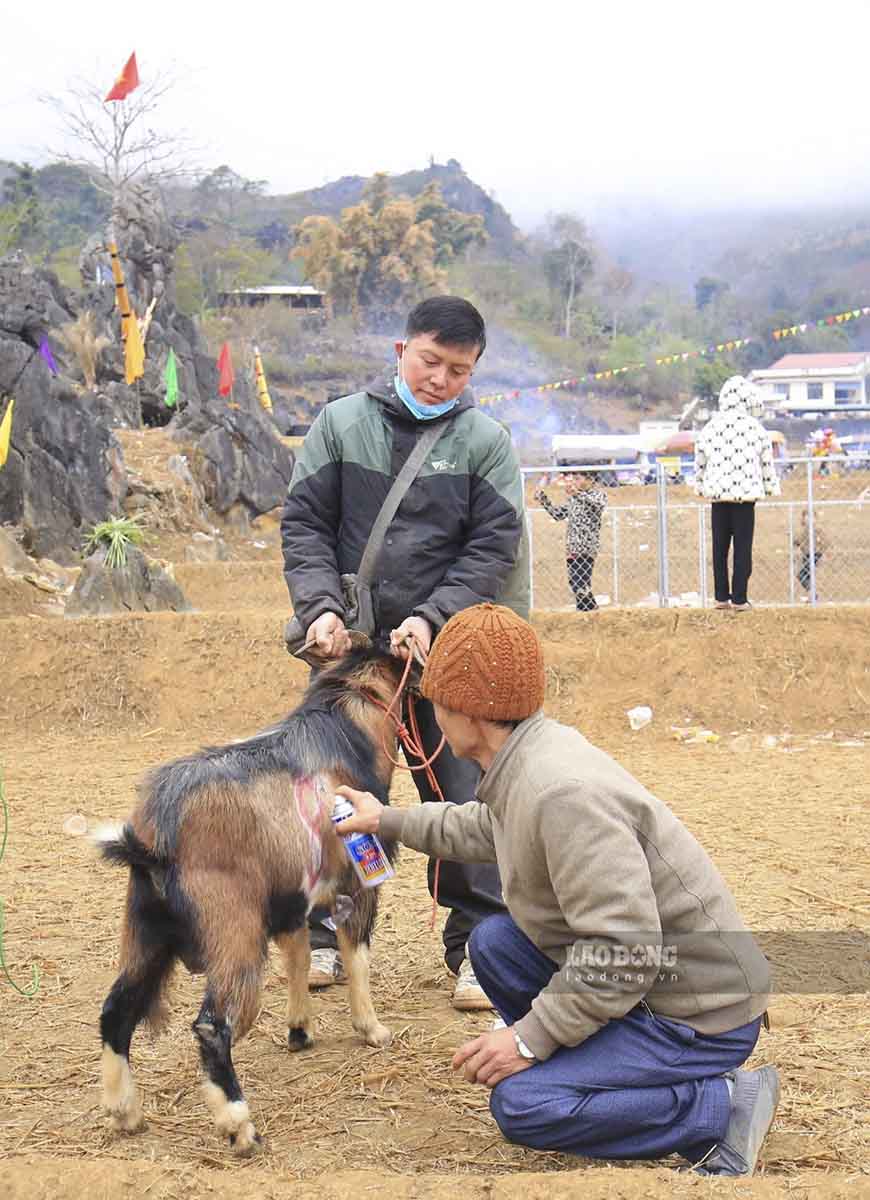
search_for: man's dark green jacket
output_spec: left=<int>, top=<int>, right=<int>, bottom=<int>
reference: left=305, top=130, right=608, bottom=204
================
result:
left=281, top=373, right=527, bottom=638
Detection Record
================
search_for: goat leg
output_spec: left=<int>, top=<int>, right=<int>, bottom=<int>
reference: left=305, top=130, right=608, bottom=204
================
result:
left=193, top=994, right=260, bottom=1157
left=335, top=924, right=391, bottom=1048
left=275, top=927, right=315, bottom=1051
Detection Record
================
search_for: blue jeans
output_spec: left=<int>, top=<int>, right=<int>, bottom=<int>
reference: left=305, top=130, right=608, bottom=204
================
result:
left=468, top=914, right=761, bottom=1162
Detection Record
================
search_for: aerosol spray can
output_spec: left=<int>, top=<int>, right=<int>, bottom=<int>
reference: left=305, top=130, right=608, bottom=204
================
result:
left=331, top=796, right=395, bottom=889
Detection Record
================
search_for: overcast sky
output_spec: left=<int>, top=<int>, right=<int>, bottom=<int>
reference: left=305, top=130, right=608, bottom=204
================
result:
left=4, top=0, right=870, bottom=228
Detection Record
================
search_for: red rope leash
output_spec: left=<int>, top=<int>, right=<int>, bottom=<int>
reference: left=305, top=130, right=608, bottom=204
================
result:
left=363, top=635, right=445, bottom=928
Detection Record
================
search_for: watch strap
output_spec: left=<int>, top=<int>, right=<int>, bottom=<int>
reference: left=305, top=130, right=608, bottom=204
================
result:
left=513, top=1031, right=536, bottom=1060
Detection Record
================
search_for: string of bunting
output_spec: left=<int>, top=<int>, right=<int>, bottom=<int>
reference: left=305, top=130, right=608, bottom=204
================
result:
left=476, top=302, right=870, bottom=407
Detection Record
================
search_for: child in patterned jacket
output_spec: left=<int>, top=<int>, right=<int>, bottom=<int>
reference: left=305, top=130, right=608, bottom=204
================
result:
left=535, top=473, right=608, bottom=611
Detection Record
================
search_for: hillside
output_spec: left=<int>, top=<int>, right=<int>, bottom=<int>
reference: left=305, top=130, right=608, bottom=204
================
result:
left=590, top=196, right=870, bottom=308
left=278, top=159, right=520, bottom=255
left=7, top=154, right=870, bottom=450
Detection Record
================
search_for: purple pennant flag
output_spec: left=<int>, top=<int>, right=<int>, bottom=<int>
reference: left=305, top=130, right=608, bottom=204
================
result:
left=39, top=336, right=58, bottom=376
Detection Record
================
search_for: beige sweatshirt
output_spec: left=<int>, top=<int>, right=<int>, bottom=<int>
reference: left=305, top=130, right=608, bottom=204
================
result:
left=379, top=713, right=770, bottom=1061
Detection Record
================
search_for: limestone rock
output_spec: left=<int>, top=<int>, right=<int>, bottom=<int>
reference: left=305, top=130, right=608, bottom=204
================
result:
left=65, top=545, right=191, bottom=617
left=78, top=187, right=203, bottom=426
left=184, top=531, right=230, bottom=563
left=95, top=381, right=142, bottom=429
left=0, top=252, right=74, bottom=346
left=0, top=527, right=32, bottom=573
left=176, top=390, right=294, bottom=517
left=0, top=339, right=128, bottom=564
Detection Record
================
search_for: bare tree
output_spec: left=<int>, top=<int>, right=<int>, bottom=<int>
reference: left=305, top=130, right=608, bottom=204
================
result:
left=542, top=214, right=594, bottom=339
left=602, top=266, right=635, bottom=340
left=40, top=70, right=195, bottom=204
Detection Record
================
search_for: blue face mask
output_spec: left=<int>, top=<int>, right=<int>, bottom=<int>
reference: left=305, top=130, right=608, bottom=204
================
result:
left=394, top=348, right=460, bottom=420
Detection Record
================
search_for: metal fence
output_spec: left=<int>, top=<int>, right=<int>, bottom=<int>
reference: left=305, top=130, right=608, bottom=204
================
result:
left=523, top=457, right=870, bottom=610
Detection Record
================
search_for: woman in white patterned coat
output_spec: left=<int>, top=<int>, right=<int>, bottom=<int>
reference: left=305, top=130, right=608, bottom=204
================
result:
left=694, top=376, right=780, bottom=611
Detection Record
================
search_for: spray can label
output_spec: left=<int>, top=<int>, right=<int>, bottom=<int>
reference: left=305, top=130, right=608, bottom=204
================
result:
left=346, top=834, right=394, bottom=886
left=332, top=795, right=395, bottom=888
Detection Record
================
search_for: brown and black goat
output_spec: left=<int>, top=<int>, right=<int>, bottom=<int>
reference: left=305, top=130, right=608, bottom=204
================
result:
left=96, top=647, right=405, bottom=1155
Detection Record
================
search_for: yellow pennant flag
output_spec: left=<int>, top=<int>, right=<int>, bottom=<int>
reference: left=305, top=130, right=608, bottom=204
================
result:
left=253, top=345, right=273, bottom=413
left=125, top=310, right=145, bottom=385
left=0, top=397, right=14, bottom=469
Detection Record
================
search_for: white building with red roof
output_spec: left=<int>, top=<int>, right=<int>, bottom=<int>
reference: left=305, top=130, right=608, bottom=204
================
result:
left=751, top=352, right=870, bottom=411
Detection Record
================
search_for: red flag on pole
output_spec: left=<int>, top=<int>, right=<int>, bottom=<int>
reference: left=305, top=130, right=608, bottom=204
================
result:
left=217, top=343, right=235, bottom=397
left=105, top=53, right=140, bottom=102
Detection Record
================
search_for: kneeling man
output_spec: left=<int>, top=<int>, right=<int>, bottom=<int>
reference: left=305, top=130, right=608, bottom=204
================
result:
left=337, top=603, right=780, bottom=1176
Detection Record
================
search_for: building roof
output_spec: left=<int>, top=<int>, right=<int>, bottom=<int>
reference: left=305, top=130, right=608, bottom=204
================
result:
left=225, top=285, right=325, bottom=296
left=769, top=353, right=870, bottom=370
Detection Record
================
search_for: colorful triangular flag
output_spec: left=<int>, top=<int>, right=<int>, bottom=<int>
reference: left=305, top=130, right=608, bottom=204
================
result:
left=0, top=397, right=14, bottom=469
left=124, top=309, right=145, bottom=385
left=164, top=348, right=178, bottom=408
left=252, top=345, right=272, bottom=413
left=39, top=336, right=58, bottom=375
left=217, top=343, right=234, bottom=398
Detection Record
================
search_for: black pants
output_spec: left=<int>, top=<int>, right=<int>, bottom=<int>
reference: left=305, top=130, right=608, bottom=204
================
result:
left=798, top=551, right=823, bottom=592
left=309, top=693, right=504, bottom=974
left=567, top=554, right=598, bottom=611
left=711, top=502, right=755, bottom=605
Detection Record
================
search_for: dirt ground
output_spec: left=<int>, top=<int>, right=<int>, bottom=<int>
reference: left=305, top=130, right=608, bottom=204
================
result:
left=1, top=458, right=869, bottom=1197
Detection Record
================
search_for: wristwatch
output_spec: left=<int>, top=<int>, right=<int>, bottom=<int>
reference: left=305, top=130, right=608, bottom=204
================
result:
left=513, top=1031, right=536, bottom=1061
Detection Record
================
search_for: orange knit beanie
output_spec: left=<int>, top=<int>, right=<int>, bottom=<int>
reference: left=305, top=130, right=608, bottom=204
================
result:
left=420, top=604, right=545, bottom=721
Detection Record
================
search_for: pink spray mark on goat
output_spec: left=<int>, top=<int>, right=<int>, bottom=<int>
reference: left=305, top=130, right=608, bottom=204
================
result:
left=294, top=775, right=330, bottom=895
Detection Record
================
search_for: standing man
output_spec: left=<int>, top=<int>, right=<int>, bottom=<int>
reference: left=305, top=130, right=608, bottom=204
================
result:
left=335, top=603, right=779, bottom=1177
left=695, top=376, right=780, bottom=611
left=281, top=296, right=527, bottom=1010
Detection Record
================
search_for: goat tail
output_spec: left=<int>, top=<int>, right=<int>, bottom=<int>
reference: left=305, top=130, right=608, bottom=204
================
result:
left=93, top=822, right=165, bottom=871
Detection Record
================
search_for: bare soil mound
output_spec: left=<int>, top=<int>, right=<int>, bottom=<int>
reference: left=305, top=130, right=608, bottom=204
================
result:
left=0, top=571, right=43, bottom=617
left=173, top=560, right=289, bottom=613
left=2, top=609, right=867, bottom=740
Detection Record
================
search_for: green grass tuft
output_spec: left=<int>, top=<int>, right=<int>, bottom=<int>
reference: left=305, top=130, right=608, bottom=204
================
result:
left=83, top=516, right=145, bottom=569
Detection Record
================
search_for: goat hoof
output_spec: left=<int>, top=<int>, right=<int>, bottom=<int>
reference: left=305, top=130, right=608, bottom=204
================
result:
left=287, top=1025, right=315, bottom=1052
left=107, top=1096, right=145, bottom=1134
left=363, top=1022, right=392, bottom=1049
left=229, top=1123, right=261, bottom=1157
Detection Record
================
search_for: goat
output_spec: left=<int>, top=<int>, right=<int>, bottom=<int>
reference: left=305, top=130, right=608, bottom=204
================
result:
left=96, top=647, right=405, bottom=1155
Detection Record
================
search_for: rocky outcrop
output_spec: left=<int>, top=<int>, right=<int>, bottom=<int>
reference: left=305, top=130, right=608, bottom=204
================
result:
left=0, top=256, right=127, bottom=562
left=0, top=181, right=293, bottom=559
left=65, top=545, right=190, bottom=616
left=175, top=387, right=295, bottom=516
left=78, top=183, right=204, bottom=427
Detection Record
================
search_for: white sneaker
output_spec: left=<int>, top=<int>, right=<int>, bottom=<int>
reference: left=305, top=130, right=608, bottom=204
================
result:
left=307, top=947, right=346, bottom=989
left=452, top=959, right=494, bottom=1011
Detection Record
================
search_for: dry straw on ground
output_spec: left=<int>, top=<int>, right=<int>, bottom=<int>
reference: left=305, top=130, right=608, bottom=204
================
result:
left=1, top=441, right=868, bottom=1198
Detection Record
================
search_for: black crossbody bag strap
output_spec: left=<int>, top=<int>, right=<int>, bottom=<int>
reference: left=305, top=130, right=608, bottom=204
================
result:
left=356, top=422, right=442, bottom=590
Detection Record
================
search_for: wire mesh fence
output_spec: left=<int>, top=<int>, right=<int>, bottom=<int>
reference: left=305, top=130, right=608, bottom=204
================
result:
left=524, top=457, right=870, bottom=610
